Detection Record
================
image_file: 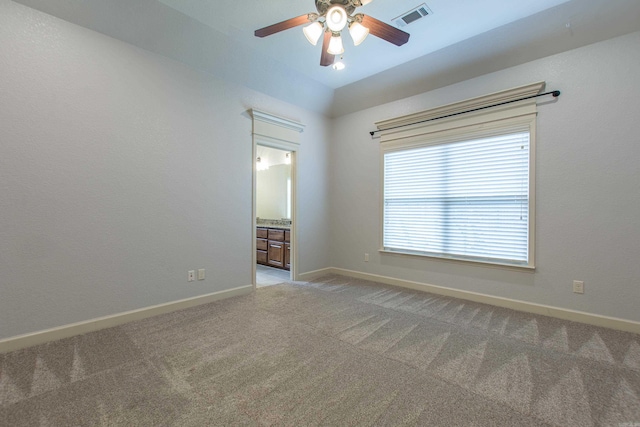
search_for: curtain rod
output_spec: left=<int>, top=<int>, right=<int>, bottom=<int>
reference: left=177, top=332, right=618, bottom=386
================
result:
left=369, top=90, right=561, bottom=137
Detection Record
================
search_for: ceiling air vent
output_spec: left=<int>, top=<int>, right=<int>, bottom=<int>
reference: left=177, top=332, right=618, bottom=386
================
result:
left=394, top=3, right=432, bottom=28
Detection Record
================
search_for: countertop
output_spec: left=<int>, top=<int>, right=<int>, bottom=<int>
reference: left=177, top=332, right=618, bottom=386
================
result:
left=257, top=223, right=291, bottom=230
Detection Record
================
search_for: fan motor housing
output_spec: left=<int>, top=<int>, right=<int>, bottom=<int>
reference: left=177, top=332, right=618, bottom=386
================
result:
left=315, top=0, right=357, bottom=16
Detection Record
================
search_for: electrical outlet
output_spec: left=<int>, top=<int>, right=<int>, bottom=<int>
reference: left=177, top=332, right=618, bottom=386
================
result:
left=364, top=253, right=369, bottom=262
left=188, top=270, right=195, bottom=282
left=198, top=269, right=205, bottom=280
left=573, top=280, right=584, bottom=294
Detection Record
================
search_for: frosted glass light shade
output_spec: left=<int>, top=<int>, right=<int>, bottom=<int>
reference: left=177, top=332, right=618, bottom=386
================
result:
left=332, top=61, right=345, bottom=71
left=327, top=34, right=344, bottom=55
left=326, top=6, right=348, bottom=32
left=303, top=22, right=323, bottom=45
left=349, top=21, right=369, bottom=46
left=360, top=0, right=373, bottom=5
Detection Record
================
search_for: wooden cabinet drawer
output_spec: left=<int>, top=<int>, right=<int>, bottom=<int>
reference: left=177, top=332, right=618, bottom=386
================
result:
left=257, top=250, right=267, bottom=264
left=268, top=229, right=285, bottom=242
left=257, top=238, right=268, bottom=251
left=257, top=228, right=268, bottom=239
left=268, top=241, right=284, bottom=268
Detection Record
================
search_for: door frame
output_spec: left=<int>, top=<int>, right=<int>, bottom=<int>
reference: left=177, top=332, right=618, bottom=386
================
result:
left=251, top=142, right=298, bottom=290
left=250, top=109, right=304, bottom=290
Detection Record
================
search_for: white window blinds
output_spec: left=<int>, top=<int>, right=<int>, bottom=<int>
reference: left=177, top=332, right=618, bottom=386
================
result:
left=383, top=131, right=530, bottom=266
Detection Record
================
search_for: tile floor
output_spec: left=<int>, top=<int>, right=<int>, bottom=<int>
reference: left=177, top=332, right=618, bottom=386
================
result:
left=256, top=264, right=291, bottom=287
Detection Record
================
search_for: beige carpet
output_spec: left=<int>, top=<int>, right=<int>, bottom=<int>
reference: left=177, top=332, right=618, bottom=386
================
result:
left=1, top=275, right=639, bottom=426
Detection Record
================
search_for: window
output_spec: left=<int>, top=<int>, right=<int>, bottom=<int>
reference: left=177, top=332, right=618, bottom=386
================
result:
left=384, top=129, right=531, bottom=266
left=378, top=82, right=542, bottom=268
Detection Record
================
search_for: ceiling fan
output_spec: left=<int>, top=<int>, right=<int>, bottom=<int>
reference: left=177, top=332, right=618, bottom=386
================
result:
left=255, top=0, right=410, bottom=67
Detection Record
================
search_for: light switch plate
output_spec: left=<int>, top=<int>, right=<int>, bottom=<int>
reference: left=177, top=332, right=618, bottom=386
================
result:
left=198, top=269, right=205, bottom=280
left=188, top=270, right=195, bottom=282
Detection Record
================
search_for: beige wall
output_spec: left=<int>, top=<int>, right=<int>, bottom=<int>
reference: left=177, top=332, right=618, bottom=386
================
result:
left=0, top=1, right=331, bottom=339
left=329, top=31, right=640, bottom=323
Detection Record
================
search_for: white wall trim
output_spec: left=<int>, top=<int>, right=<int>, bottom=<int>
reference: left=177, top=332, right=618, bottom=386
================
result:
left=297, top=268, right=334, bottom=282
left=4, top=268, right=638, bottom=354
left=327, top=268, right=640, bottom=334
left=0, top=285, right=253, bottom=354
left=251, top=109, right=306, bottom=134
left=251, top=108, right=305, bottom=132
left=254, top=134, right=300, bottom=151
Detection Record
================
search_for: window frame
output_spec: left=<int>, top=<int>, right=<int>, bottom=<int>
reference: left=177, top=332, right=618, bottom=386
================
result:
left=376, top=83, right=543, bottom=270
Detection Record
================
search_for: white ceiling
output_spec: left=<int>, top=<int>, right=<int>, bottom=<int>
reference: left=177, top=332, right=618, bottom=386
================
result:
left=157, top=0, right=570, bottom=89
left=11, top=0, right=640, bottom=116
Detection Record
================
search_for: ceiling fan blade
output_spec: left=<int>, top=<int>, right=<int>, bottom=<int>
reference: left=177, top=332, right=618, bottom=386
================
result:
left=255, top=14, right=311, bottom=38
left=320, top=31, right=335, bottom=67
left=360, top=15, right=410, bottom=46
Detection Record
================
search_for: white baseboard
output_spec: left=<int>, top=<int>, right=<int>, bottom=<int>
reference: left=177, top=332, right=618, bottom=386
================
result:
left=329, top=268, right=640, bottom=334
left=3, top=267, right=638, bottom=353
left=0, top=285, right=253, bottom=354
left=297, top=267, right=334, bottom=282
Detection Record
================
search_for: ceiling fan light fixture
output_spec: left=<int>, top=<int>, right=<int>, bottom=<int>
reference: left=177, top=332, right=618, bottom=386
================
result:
left=332, top=61, right=345, bottom=71
left=303, top=21, right=324, bottom=45
left=349, top=21, right=369, bottom=46
left=254, top=0, right=410, bottom=67
left=326, top=6, right=348, bottom=32
left=327, top=34, right=345, bottom=55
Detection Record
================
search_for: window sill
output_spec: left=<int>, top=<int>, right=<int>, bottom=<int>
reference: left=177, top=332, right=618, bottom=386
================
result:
left=379, top=249, right=536, bottom=272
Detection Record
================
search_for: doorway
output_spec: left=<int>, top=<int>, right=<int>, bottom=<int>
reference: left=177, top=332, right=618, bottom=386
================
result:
left=254, top=145, right=293, bottom=287
left=250, top=109, right=302, bottom=291
left=252, top=143, right=297, bottom=289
